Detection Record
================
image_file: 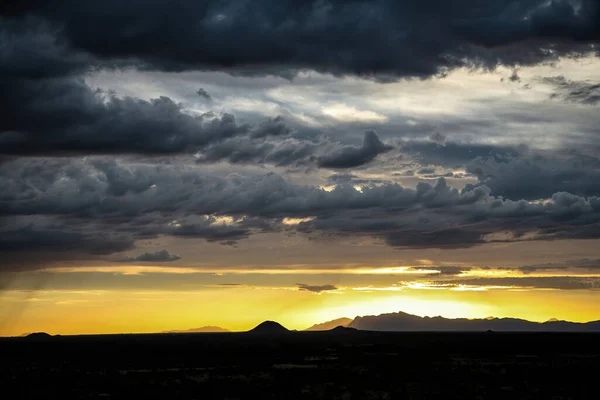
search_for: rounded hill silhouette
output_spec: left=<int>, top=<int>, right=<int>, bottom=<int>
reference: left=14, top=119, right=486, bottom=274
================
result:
left=248, top=321, right=289, bottom=334
left=24, top=332, right=53, bottom=340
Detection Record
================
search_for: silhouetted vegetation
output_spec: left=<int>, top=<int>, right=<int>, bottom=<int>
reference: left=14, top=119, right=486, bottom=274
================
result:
left=2, top=329, right=599, bottom=399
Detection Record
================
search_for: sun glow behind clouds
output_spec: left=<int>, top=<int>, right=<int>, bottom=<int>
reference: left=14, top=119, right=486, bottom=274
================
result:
left=3, top=279, right=600, bottom=336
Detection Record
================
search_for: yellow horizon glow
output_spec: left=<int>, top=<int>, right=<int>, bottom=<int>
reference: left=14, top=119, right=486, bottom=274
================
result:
left=2, top=284, right=600, bottom=337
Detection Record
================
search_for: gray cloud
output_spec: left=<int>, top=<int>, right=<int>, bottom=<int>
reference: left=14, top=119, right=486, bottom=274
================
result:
left=0, top=20, right=294, bottom=156
left=466, top=150, right=600, bottom=200
left=196, top=130, right=392, bottom=170
left=297, top=283, right=338, bottom=293
left=0, top=77, right=291, bottom=156
left=434, top=276, right=600, bottom=290
left=407, top=266, right=472, bottom=275
left=4, top=157, right=600, bottom=267
left=400, top=139, right=521, bottom=168
left=0, top=215, right=136, bottom=268
left=196, top=87, right=212, bottom=102
left=518, top=258, right=600, bottom=274
left=318, top=130, right=393, bottom=169
left=396, top=140, right=600, bottom=201
left=543, top=75, right=600, bottom=105
left=121, top=249, right=181, bottom=262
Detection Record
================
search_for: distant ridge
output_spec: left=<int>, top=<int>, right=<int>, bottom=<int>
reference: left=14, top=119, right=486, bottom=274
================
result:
left=162, top=326, right=230, bottom=333
left=347, top=311, right=600, bottom=332
left=248, top=321, right=289, bottom=334
left=304, top=317, right=352, bottom=331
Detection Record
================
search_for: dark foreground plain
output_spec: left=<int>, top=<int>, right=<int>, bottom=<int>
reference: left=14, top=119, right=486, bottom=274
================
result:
left=2, top=330, right=599, bottom=399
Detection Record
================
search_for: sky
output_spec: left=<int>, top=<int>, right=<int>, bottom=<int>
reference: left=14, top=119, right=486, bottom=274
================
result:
left=2, top=0, right=600, bottom=335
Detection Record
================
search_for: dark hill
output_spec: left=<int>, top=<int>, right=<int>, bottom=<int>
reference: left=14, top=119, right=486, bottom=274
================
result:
left=329, top=326, right=358, bottom=334
left=23, top=332, right=53, bottom=340
left=248, top=321, right=289, bottom=334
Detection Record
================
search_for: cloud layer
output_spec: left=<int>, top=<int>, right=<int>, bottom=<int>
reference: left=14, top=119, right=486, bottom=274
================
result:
left=3, top=157, right=600, bottom=268
left=1, top=0, right=600, bottom=283
left=3, top=0, right=600, bottom=79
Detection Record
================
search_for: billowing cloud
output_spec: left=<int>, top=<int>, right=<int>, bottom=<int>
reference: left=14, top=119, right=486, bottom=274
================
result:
left=0, top=19, right=294, bottom=156
left=0, top=75, right=291, bottom=156
left=466, top=150, right=600, bottom=200
left=318, top=130, right=392, bottom=168
left=2, top=2, right=600, bottom=273
left=4, top=158, right=600, bottom=268
left=196, top=130, right=392, bottom=169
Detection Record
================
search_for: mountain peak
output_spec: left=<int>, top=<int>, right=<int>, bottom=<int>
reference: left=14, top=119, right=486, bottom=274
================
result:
left=248, top=321, right=289, bottom=334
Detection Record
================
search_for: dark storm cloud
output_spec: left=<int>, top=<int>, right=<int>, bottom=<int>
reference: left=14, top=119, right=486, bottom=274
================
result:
left=397, top=139, right=600, bottom=200
left=0, top=220, right=134, bottom=255
left=168, top=218, right=252, bottom=243
left=195, top=137, right=318, bottom=167
left=400, top=140, right=521, bottom=167
left=249, top=116, right=292, bottom=139
left=0, top=19, right=296, bottom=156
left=297, top=283, right=338, bottom=293
left=0, top=215, right=136, bottom=268
left=196, top=130, right=392, bottom=169
left=196, top=88, right=213, bottom=102
left=2, top=0, right=599, bottom=79
left=0, top=75, right=291, bottom=156
left=3, top=2, right=600, bottom=159
left=0, top=17, right=382, bottom=165
left=543, top=75, right=600, bottom=105
left=121, top=250, right=181, bottom=263
left=4, top=158, right=600, bottom=266
left=296, top=179, right=600, bottom=248
left=466, top=150, right=600, bottom=200
left=318, top=130, right=393, bottom=168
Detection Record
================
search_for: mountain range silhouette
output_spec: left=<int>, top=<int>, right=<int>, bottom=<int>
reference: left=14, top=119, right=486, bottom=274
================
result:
left=238, top=312, right=600, bottom=334
left=346, top=311, right=600, bottom=332
left=19, top=311, right=600, bottom=338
